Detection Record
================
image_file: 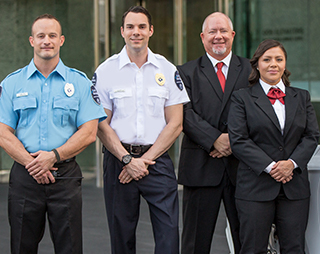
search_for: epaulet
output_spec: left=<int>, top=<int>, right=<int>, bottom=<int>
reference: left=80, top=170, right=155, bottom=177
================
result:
left=102, top=53, right=120, bottom=64
left=153, top=53, right=175, bottom=69
left=108, top=53, right=119, bottom=60
left=154, top=53, right=167, bottom=61
left=5, top=68, right=23, bottom=79
left=96, top=53, right=120, bottom=70
left=69, top=68, right=89, bottom=79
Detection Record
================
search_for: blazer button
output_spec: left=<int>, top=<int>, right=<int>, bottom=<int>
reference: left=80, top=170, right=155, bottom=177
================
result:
left=279, top=146, right=283, bottom=151
left=223, top=121, right=228, bottom=125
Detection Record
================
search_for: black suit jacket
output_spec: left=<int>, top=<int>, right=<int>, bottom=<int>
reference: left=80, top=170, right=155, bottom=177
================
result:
left=228, top=83, right=320, bottom=201
left=178, top=53, right=251, bottom=187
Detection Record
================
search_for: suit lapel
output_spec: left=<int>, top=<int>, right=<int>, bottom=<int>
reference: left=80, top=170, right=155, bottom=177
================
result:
left=221, top=55, right=241, bottom=111
left=252, top=83, right=282, bottom=133
left=200, top=55, right=223, bottom=101
left=283, top=87, right=298, bottom=137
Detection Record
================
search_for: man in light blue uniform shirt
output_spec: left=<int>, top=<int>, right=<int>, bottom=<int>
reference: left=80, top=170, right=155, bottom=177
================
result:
left=0, top=14, right=106, bottom=254
left=95, top=6, right=189, bottom=254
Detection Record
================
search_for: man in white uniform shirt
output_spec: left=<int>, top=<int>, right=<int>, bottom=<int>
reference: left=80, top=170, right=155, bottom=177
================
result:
left=94, top=6, right=189, bottom=254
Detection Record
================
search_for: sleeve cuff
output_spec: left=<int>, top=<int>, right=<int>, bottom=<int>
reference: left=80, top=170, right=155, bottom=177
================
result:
left=289, top=159, right=298, bottom=169
left=264, top=161, right=276, bottom=174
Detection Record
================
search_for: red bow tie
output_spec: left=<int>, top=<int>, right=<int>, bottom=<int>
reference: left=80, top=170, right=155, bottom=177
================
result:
left=267, top=87, right=285, bottom=105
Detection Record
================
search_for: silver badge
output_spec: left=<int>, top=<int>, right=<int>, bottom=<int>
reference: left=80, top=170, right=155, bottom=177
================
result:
left=64, top=83, right=75, bottom=97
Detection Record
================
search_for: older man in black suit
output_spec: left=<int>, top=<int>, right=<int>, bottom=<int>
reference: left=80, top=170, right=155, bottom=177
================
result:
left=178, top=12, right=251, bottom=254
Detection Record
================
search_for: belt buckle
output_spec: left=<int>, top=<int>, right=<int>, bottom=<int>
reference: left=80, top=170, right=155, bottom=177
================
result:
left=130, top=145, right=142, bottom=156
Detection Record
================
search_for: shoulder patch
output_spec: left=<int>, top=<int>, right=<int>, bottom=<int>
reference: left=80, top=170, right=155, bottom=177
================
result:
left=0, top=85, right=2, bottom=98
left=174, top=70, right=184, bottom=91
left=92, top=73, right=97, bottom=86
left=91, top=85, right=101, bottom=105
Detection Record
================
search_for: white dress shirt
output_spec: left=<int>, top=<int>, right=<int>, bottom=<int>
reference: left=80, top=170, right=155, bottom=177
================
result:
left=206, top=51, right=232, bottom=78
left=260, top=79, right=286, bottom=134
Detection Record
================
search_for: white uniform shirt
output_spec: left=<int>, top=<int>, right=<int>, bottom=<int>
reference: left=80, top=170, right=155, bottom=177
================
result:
left=94, top=46, right=190, bottom=145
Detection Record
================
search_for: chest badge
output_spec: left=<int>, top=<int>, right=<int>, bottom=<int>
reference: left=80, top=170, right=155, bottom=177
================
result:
left=155, top=73, right=165, bottom=86
left=64, top=83, right=75, bottom=97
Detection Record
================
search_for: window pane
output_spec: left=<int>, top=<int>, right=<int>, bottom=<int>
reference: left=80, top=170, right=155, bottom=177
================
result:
left=185, top=0, right=216, bottom=61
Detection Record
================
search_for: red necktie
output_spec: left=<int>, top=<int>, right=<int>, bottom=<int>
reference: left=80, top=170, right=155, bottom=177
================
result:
left=267, top=87, right=286, bottom=104
left=216, top=62, right=226, bottom=92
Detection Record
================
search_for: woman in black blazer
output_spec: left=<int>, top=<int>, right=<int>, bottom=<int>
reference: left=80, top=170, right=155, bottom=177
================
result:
left=228, top=39, right=320, bottom=254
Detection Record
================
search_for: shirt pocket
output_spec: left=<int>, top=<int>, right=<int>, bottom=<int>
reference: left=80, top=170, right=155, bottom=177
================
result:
left=53, top=97, right=79, bottom=127
left=109, top=88, right=133, bottom=118
left=13, top=96, right=37, bottom=127
left=147, top=87, right=169, bottom=117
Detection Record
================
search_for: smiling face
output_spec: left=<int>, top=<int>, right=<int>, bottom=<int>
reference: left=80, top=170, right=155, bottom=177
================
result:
left=258, top=46, right=286, bottom=86
left=29, top=18, right=65, bottom=63
left=200, top=13, right=235, bottom=60
left=121, top=12, right=153, bottom=54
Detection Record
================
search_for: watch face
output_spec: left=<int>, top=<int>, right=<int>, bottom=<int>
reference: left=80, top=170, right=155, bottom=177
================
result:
left=122, top=154, right=132, bottom=165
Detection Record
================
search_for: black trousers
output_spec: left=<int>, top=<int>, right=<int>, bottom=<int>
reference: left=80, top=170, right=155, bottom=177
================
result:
left=236, top=188, right=309, bottom=254
left=181, top=171, right=240, bottom=254
left=103, top=150, right=179, bottom=254
left=8, top=161, right=83, bottom=254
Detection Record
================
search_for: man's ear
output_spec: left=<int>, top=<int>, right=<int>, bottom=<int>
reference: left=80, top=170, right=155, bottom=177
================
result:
left=60, top=35, right=65, bottom=46
left=29, top=36, right=34, bottom=47
left=149, top=25, right=154, bottom=37
left=121, top=26, right=125, bottom=38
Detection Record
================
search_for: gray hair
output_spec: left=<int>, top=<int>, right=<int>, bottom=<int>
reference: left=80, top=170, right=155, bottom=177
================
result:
left=202, top=12, right=234, bottom=32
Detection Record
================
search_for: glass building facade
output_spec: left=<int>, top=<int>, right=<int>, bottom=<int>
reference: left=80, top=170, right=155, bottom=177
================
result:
left=1, top=0, right=320, bottom=183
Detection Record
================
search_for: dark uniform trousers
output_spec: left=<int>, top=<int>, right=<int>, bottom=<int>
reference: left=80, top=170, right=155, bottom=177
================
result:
left=103, top=150, right=179, bottom=254
left=8, top=160, right=83, bottom=254
left=236, top=187, right=310, bottom=254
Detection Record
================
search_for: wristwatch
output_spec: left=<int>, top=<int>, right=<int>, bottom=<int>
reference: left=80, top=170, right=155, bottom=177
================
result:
left=121, top=154, right=132, bottom=166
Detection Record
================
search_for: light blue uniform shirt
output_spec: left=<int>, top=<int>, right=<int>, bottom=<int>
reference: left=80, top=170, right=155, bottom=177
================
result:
left=0, top=59, right=107, bottom=153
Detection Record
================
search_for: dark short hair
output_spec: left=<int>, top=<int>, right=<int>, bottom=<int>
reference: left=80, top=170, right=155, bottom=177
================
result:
left=249, top=39, right=291, bottom=87
left=31, top=13, right=62, bottom=35
left=121, top=6, right=152, bottom=30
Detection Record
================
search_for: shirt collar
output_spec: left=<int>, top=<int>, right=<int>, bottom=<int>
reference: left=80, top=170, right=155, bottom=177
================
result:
left=259, top=78, right=286, bottom=95
left=27, top=59, right=66, bottom=81
left=119, top=46, right=132, bottom=69
left=119, top=46, right=160, bottom=69
left=206, top=51, right=232, bottom=69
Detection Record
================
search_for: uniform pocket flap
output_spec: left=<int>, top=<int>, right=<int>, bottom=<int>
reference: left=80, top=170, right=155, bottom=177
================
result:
left=148, top=87, right=169, bottom=99
left=13, top=97, right=37, bottom=111
left=53, top=97, right=79, bottom=110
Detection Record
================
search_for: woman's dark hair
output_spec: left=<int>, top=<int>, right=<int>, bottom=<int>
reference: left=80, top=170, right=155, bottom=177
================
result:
left=121, top=6, right=152, bottom=30
left=249, top=39, right=291, bottom=87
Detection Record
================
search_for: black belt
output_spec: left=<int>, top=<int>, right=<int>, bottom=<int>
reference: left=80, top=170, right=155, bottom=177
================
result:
left=122, top=143, right=152, bottom=156
left=52, top=157, right=83, bottom=179
left=51, top=171, right=83, bottom=180
left=55, top=156, right=76, bottom=165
